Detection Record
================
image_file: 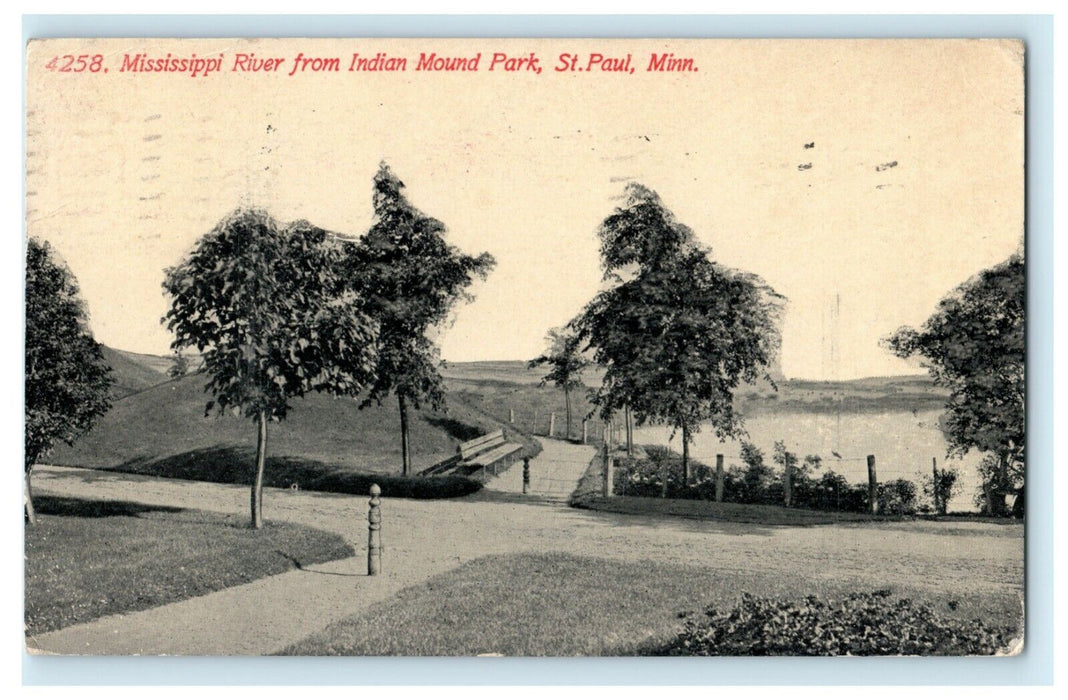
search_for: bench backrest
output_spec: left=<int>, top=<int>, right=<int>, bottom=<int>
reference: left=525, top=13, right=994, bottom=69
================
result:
left=458, top=429, right=506, bottom=460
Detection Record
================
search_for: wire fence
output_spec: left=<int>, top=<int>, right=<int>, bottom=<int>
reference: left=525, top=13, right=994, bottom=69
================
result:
left=494, top=402, right=983, bottom=515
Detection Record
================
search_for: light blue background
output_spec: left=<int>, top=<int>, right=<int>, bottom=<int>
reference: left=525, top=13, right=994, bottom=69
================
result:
left=21, top=13, right=1054, bottom=686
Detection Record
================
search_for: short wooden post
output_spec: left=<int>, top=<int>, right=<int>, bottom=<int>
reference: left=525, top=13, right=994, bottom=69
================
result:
left=533, top=409, right=538, bottom=434
left=367, top=484, right=382, bottom=575
left=509, top=408, right=515, bottom=424
left=522, top=457, right=531, bottom=495
left=625, top=405, right=634, bottom=457
left=582, top=419, right=588, bottom=444
left=715, top=454, right=724, bottom=502
left=783, top=452, right=793, bottom=508
left=932, top=457, right=940, bottom=514
left=549, top=412, right=556, bottom=438
left=867, top=455, right=878, bottom=515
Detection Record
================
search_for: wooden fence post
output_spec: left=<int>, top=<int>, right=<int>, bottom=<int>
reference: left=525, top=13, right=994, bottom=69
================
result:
left=367, top=484, right=382, bottom=575
left=533, top=409, right=538, bottom=434
left=932, top=457, right=939, bottom=514
left=867, top=455, right=878, bottom=515
left=522, top=457, right=530, bottom=495
left=602, top=439, right=613, bottom=498
left=582, top=419, right=588, bottom=444
left=549, top=412, right=556, bottom=438
left=715, top=454, right=724, bottom=503
left=783, top=452, right=793, bottom=508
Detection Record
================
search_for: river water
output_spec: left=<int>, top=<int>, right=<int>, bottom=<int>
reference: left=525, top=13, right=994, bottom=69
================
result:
left=630, top=408, right=984, bottom=512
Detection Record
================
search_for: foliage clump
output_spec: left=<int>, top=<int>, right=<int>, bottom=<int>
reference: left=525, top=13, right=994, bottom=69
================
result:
left=662, top=590, right=1013, bottom=656
left=614, top=442, right=917, bottom=515
left=885, top=250, right=1024, bottom=516
left=25, top=238, right=114, bottom=523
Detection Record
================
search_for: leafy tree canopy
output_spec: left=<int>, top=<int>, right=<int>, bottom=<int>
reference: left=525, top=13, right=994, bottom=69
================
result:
left=344, top=163, right=495, bottom=412
left=574, top=184, right=784, bottom=446
left=25, top=238, right=114, bottom=471
left=885, top=251, right=1024, bottom=468
left=163, top=208, right=379, bottom=422
left=528, top=327, right=590, bottom=393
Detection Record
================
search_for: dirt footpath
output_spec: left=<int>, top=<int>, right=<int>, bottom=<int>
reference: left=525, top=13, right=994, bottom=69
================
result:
left=27, top=438, right=1023, bottom=655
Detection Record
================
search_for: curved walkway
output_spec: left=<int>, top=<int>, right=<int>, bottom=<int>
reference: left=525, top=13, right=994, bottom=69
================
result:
left=26, top=438, right=1021, bottom=655
left=27, top=438, right=595, bottom=655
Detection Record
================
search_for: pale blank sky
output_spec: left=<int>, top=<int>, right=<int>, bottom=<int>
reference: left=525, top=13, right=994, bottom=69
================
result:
left=26, top=38, right=1023, bottom=379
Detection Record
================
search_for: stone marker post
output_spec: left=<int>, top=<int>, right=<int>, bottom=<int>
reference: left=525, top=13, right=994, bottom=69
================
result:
left=509, top=408, right=515, bottom=424
left=867, top=455, right=878, bottom=516
left=715, top=454, right=724, bottom=502
left=533, top=409, right=538, bottom=434
left=522, top=457, right=531, bottom=495
left=368, top=484, right=382, bottom=576
left=582, top=419, right=588, bottom=444
left=549, top=412, right=556, bottom=438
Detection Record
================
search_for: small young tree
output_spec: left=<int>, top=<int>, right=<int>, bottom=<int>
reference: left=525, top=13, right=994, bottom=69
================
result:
left=168, top=351, right=192, bottom=379
left=344, top=164, right=495, bottom=475
left=922, top=465, right=961, bottom=515
left=528, top=328, right=590, bottom=440
left=163, top=209, right=379, bottom=528
left=886, top=250, right=1024, bottom=516
left=25, top=238, right=114, bottom=524
left=574, top=184, right=784, bottom=482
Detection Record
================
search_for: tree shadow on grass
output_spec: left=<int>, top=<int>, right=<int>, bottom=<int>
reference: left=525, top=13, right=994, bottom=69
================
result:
left=109, top=446, right=480, bottom=499
left=423, top=416, right=484, bottom=442
left=34, top=495, right=185, bottom=518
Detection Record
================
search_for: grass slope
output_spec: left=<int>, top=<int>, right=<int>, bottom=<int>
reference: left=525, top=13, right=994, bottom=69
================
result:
left=100, top=346, right=170, bottom=399
left=281, top=552, right=1020, bottom=656
left=25, top=495, right=353, bottom=635
left=49, top=370, right=535, bottom=482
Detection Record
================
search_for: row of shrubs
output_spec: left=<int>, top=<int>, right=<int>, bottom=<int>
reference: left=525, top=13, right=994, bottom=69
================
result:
left=657, top=589, right=1013, bottom=656
left=614, top=443, right=921, bottom=515
left=108, top=448, right=485, bottom=500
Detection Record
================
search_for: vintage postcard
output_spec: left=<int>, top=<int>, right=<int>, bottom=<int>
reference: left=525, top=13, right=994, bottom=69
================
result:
left=24, top=37, right=1024, bottom=657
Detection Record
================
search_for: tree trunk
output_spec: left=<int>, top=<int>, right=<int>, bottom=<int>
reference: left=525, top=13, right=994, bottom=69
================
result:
left=682, top=425, right=691, bottom=485
left=991, top=452, right=1010, bottom=517
left=25, top=466, right=37, bottom=526
left=624, top=405, right=634, bottom=456
left=399, top=393, right=411, bottom=476
left=250, top=409, right=268, bottom=530
left=564, top=387, right=572, bottom=440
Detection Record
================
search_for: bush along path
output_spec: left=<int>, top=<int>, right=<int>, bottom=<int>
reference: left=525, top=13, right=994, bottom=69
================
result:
left=27, top=437, right=1021, bottom=655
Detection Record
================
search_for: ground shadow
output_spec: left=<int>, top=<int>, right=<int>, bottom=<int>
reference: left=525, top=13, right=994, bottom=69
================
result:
left=108, top=447, right=479, bottom=499
left=463, top=489, right=572, bottom=508
left=34, top=495, right=185, bottom=518
left=564, top=503, right=781, bottom=537
left=423, top=416, right=483, bottom=442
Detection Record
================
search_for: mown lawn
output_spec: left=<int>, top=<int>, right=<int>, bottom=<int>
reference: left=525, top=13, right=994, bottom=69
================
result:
left=24, top=495, right=354, bottom=635
left=50, top=370, right=536, bottom=478
left=280, top=552, right=1020, bottom=656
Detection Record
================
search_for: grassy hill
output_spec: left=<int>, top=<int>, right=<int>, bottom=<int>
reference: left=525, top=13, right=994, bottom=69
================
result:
left=444, top=361, right=947, bottom=422
left=50, top=369, right=536, bottom=485
left=99, top=346, right=170, bottom=399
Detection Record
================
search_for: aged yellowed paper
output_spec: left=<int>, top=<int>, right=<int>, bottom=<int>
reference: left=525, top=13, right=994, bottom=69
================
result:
left=25, top=38, right=1023, bottom=657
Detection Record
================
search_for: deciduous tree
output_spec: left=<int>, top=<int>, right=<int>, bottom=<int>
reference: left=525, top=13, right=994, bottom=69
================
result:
left=885, top=250, right=1024, bottom=516
left=25, top=238, right=114, bottom=524
left=574, top=184, right=784, bottom=482
left=528, top=328, right=590, bottom=440
left=163, top=209, right=379, bottom=528
left=344, top=164, right=495, bottom=475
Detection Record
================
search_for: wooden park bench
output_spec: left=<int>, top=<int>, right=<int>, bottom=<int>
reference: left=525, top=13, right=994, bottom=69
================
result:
left=420, top=428, right=524, bottom=478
